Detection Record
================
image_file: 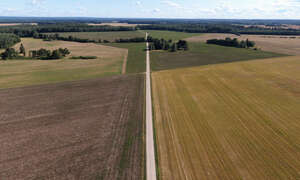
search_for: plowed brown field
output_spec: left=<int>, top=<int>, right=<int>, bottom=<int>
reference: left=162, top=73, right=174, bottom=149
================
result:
left=0, top=75, right=145, bottom=180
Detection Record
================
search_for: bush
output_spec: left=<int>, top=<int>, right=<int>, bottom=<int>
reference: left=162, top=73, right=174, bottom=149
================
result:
left=30, top=48, right=71, bottom=60
left=207, top=37, right=255, bottom=49
left=1, top=48, right=19, bottom=60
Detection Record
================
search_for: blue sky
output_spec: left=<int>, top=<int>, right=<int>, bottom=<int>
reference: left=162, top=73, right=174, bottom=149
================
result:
left=0, top=0, right=300, bottom=19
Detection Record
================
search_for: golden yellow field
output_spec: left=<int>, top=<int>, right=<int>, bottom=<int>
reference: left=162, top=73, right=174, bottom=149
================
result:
left=152, top=56, right=300, bottom=180
left=0, top=38, right=127, bottom=88
left=186, top=33, right=300, bottom=55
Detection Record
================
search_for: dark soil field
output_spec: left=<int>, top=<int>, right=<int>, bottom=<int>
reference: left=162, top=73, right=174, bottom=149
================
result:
left=0, top=75, right=145, bottom=180
left=151, top=42, right=285, bottom=71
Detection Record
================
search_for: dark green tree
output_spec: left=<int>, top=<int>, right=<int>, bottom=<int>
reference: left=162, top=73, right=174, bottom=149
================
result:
left=171, top=43, right=177, bottom=52
left=51, top=50, right=62, bottom=59
left=19, top=43, right=26, bottom=56
left=1, top=48, right=18, bottom=60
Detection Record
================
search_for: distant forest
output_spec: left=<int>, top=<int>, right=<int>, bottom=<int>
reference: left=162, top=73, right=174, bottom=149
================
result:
left=0, top=24, right=135, bottom=37
left=138, top=24, right=300, bottom=35
left=2, top=23, right=300, bottom=38
left=1, top=18, right=300, bottom=44
left=1, top=17, right=300, bottom=25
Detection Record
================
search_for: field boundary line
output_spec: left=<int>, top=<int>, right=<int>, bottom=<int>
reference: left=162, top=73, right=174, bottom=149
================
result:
left=122, top=49, right=128, bottom=74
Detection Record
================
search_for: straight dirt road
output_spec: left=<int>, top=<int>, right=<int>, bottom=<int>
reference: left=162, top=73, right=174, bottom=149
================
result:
left=146, top=32, right=157, bottom=180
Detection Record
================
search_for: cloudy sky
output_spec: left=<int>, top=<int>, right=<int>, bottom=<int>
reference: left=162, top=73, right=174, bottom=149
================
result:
left=0, top=0, right=300, bottom=19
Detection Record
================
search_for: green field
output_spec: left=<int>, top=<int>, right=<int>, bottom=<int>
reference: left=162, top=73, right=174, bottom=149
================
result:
left=152, top=56, right=300, bottom=180
left=45, top=31, right=145, bottom=42
left=107, top=43, right=146, bottom=74
left=151, top=42, right=286, bottom=71
left=0, top=38, right=126, bottom=89
left=144, top=30, right=202, bottom=41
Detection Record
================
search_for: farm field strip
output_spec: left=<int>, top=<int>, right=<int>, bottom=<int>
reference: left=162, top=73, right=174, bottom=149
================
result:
left=150, top=42, right=284, bottom=71
left=185, top=33, right=300, bottom=55
left=0, top=74, right=145, bottom=180
left=0, top=38, right=127, bottom=88
left=152, top=56, right=300, bottom=180
left=108, top=43, right=146, bottom=74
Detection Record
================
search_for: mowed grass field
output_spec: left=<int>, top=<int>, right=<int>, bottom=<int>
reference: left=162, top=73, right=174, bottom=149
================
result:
left=108, top=43, right=146, bottom=73
left=152, top=56, right=300, bottom=180
left=144, top=30, right=202, bottom=41
left=0, top=74, right=145, bottom=180
left=186, top=33, right=300, bottom=55
left=0, top=38, right=127, bottom=88
left=45, top=31, right=145, bottom=42
left=151, top=42, right=285, bottom=71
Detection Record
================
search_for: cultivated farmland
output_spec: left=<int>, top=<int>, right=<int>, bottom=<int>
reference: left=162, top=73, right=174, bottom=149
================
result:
left=152, top=56, right=300, bottom=180
left=0, top=38, right=127, bottom=88
left=108, top=42, right=146, bottom=74
left=0, top=74, right=145, bottom=180
left=150, top=42, right=284, bottom=71
left=144, top=30, right=202, bottom=41
left=186, top=33, right=300, bottom=55
left=45, top=31, right=145, bottom=42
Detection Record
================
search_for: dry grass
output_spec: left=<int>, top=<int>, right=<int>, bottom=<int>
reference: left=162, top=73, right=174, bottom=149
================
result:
left=14, top=38, right=127, bottom=59
left=87, top=23, right=145, bottom=27
left=241, top=24, right=300, bottom=30
left=0, top=38, right=127, bottom=88
left=186, top=33, right=300, bottom=55
left=152, top=56, right=300, bottom=180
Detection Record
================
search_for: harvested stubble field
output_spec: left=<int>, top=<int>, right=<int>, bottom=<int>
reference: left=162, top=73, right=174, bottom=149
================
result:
left=152, top=56, right=300, bottom=180
left=185, top=33, right=300, bottom=55
left=0, top=23, right=37, bottom=26
left=0, top=38, right=127, bottom=88
left=0, top=74, right=145, bottom=180
left=45, top=31, right=145, bottom=42
left=87, top=23, right=144, bottom=27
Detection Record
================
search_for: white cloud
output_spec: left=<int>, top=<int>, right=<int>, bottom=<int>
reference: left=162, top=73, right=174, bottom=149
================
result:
left=152, top=8, right=161, bottom=13
left=136, top=1, right=142, bottom=6
left=30, top=0, right=45, bottom=6
left=162, top=1, right=181, bottom=8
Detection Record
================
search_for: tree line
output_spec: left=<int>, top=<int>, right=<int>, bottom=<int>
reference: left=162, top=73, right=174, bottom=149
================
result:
left=0, top=33, right=21, bottom=49
left=1, top=43, right=70, bottom=60
left=30, top=48, right=70, bottom=60
left=147, top=36, right=188, bottom=52
left=206, top=38, right=255, bottom=48
left=0, top=24, right=136, bottom=37
left=33, top=33, right=146, bottom=43
left=138, top=24, right=300, bottom=36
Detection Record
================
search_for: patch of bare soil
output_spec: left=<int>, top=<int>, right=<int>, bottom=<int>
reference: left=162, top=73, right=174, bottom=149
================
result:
left=0, top=75, right=145, bottom=180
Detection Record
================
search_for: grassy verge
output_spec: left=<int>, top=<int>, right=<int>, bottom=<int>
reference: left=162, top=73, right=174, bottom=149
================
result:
left=151, top=42, right=286, bottom=71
